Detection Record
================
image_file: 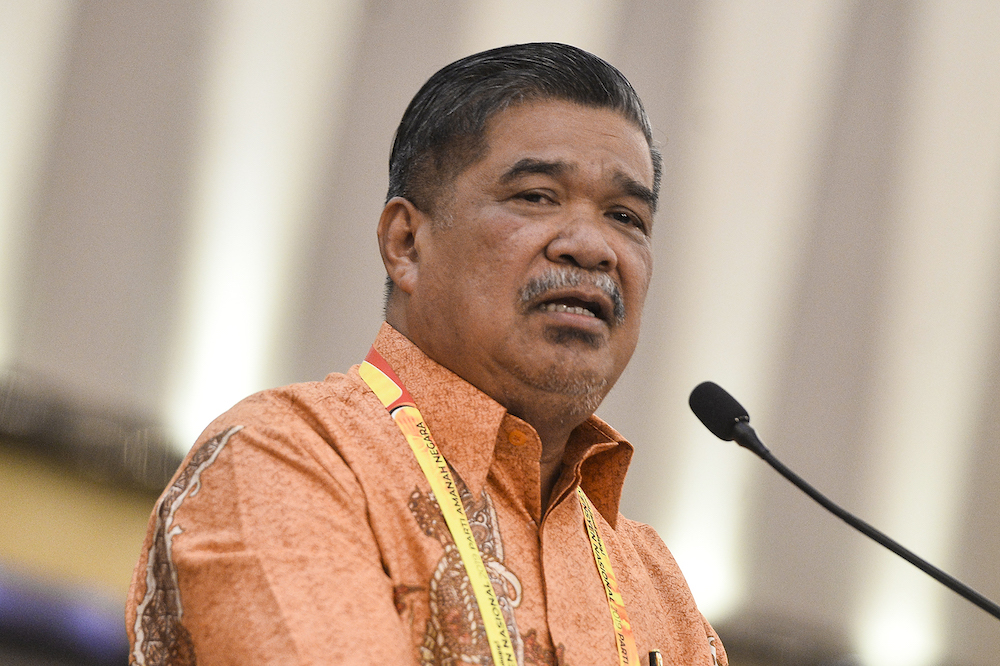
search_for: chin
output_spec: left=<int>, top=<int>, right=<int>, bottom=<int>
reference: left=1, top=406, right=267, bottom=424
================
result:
left=543, top=325, right=604, bottom=349
left=508, top=357, right=611, bottom=415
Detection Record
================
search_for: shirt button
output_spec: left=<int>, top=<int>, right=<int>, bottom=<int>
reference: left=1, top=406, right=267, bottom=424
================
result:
left=507, top=429, right=529, bottom=446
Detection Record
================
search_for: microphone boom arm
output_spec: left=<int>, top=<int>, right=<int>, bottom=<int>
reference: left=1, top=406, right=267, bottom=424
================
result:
left=732, top=420, right=1000, bottom=621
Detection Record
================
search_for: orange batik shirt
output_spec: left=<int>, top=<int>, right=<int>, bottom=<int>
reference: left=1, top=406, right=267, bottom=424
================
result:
left=126, top=323, right=726, bottom=666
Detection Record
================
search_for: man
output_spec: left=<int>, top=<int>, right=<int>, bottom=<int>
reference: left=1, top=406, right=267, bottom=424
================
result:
left=127, top=43, right=726, bottom=666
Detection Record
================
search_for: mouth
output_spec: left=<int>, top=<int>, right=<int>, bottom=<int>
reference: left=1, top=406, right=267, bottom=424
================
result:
left=520, top=268, right=626, bottom=327
left=537, top=297, right=605, bottom=320
left=530, top=287, right=621, bottom=330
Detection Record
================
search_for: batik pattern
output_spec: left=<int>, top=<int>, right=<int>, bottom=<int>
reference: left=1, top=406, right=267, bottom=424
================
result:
left=130, top=425, right=243, bottom=666
left=409, top=479, right=526, bottom=666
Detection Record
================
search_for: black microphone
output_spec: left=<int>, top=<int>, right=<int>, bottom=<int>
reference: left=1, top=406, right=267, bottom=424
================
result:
left=688, top=381, right=1000, bottom=621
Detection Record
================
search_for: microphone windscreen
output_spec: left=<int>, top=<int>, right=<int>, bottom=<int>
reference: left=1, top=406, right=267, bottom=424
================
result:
left=689, top=382, right=749, bottom=441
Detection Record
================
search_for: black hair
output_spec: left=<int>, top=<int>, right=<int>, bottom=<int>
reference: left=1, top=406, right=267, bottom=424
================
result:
left=386, top=42, right=661, bottom=213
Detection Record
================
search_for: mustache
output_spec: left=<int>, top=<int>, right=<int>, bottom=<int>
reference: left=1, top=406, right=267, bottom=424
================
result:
left=519, top=268, right=626, bottom=325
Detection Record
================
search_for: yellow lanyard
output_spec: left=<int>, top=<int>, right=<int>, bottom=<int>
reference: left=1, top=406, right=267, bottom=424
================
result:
left=359, top=348, right=517, bottom=666
left=359, top=346, right=639, bottom=666
left=577, top=486, right=640, bottom=666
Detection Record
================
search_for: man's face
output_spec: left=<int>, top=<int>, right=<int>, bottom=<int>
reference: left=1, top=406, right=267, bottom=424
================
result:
left=403, top=99, right=656, bottom=418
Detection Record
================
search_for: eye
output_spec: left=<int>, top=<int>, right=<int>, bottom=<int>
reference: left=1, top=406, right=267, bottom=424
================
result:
left=608, top=209, right=646, bottom=232
left=514, top=190, right=555, bottom=204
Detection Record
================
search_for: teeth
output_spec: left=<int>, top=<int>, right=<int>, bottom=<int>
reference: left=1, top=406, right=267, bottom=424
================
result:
left=539, top=303, right=596, bottom=318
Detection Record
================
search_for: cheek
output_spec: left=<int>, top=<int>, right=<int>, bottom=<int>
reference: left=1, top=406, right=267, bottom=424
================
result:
left=440, top=250, right=516, bottom=319
left=622, top=247, right=654, bottom=303
left=474, top=224, right=545, bottom=285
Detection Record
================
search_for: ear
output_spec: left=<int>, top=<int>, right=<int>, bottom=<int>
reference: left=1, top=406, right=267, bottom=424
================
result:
left=377, top=196, right=428, bottom=295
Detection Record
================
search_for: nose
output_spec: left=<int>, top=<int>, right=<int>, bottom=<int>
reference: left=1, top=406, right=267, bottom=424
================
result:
left=544, top=209, right=618, bottom=272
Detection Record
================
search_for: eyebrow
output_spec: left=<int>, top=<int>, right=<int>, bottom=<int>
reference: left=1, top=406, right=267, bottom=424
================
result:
left=614, top=173, right=657, bottom=213
left=498, top=158, right=569, bottom=184
left=498, top=157, right=657, bottom=212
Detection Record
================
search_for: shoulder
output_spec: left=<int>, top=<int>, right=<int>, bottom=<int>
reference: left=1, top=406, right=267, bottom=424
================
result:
left=162, top=370, right=395, bottom=508
left=126, top=373, right=412, bottom=664
left=139, top=370, right=397, bottom=568
left=201, top=371, right=366, bottom=435
left=190, top=369, right=383, bottom=455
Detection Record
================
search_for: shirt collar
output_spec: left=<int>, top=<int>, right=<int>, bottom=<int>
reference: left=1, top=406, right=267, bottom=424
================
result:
left=371, top=322, right=633, bottom=528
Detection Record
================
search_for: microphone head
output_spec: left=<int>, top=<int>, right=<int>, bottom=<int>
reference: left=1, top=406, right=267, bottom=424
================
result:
left=689, top=381, right=750, bottom=441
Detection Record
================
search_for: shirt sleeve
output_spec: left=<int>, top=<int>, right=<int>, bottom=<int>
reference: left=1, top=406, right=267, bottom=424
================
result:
left=125, top=409, right=418, bottom=666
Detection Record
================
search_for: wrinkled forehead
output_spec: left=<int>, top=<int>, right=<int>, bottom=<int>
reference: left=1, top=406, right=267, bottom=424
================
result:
left=480, top=101, right=655, bottom=184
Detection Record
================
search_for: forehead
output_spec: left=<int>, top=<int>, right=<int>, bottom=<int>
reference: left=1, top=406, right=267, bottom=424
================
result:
left=475, top=100, right=655, bottom=189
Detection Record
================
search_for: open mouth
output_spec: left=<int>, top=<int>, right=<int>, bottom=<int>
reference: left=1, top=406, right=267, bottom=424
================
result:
left=537, top=298, right=603, bottom=319
left=520, top=269, right=625, bottom=326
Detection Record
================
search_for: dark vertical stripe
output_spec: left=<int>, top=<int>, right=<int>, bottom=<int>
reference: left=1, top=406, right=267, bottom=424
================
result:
left=273, top=0, right=469, bottom=385
left=745, top=0, right=916, bottom=641
left=600, top=0, right=704, bottom=528
left=13, top=0, right=211, bottom=417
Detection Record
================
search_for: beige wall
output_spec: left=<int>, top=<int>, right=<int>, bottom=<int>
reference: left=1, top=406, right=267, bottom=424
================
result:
left=2, top=2, right=999, bottom=664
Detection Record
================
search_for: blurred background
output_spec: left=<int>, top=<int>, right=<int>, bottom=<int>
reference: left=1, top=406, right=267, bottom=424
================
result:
left=2, top=0, right=999, bottom=664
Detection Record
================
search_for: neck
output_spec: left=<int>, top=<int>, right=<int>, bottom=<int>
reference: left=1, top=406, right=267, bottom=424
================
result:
left=504, top=396, right=589, bottom=511
left=384, top=313, right=600, bottom=508
left=539, top=454, right=564, bottom=510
